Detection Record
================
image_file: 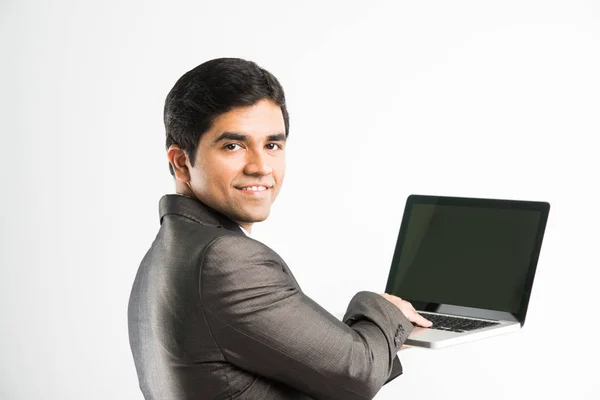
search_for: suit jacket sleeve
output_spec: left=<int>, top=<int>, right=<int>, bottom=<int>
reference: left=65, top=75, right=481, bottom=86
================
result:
left=200, top=235, right=413, bottom=400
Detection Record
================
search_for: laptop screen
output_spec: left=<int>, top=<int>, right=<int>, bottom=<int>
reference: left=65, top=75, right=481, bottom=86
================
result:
left=386, top=198, right=547, bottom=315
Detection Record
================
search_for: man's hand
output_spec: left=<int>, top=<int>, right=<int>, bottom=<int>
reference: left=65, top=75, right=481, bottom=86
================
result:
left=379, top=293, right=433, bottom=328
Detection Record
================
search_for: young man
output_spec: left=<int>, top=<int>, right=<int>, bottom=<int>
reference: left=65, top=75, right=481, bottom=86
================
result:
left=128, top=58, right=431, bottom=400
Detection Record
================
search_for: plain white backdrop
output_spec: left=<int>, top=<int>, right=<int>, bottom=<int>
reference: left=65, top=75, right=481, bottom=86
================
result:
left=1, top=0, right=599, bottom=398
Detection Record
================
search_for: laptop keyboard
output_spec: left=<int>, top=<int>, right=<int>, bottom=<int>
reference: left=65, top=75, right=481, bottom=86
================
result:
left=416, top=312, right=500, bottom=333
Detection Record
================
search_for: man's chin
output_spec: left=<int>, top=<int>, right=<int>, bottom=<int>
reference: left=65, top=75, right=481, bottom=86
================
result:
left=238, top=214, right=269, bottom=224
left=232, top=208, right=270, bottom=225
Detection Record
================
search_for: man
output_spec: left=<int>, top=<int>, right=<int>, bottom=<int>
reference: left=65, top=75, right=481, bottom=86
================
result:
left=128, top=58, right=432, bottom=400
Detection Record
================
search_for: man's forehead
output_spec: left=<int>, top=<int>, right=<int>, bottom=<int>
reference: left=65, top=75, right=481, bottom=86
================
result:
left=201, top=100, right=285, bottom=142
left=214, top=99, right=283, bottom=124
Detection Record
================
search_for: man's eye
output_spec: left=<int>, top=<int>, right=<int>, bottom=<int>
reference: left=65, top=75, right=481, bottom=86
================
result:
left=225, top=143, right=240, bottom=151
left=266, top=143, right=281, bottom=150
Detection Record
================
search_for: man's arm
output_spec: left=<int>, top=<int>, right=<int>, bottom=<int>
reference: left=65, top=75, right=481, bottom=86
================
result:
left=386, top=356, right=403, bottom=385
left=199, top=236, right=413, bottom=400
left=342, top=291, right=414, bottom=387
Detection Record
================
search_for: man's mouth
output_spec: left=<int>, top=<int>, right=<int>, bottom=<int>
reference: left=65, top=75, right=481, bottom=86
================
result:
left=235, top=184, right=274, bottom=195
left=239, top=185, right=270, bottom=192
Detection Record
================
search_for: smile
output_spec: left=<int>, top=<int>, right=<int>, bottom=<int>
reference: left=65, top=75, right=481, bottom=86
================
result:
left=239, top=186, right=269, bottom=192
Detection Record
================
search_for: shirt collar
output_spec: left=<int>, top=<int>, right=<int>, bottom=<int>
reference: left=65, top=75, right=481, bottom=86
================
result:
left=238, top=225, right=251, bottom=237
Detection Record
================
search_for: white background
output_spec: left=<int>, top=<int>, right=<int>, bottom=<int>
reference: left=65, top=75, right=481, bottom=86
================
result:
left=1, top=0, right=599, bottom=398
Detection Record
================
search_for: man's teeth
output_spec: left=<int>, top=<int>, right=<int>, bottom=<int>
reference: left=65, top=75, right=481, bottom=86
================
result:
left=242, top=186, right=268, bottom=191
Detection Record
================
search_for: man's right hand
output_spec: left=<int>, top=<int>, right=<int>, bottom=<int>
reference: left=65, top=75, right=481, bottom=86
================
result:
left=379, top=293, right=433, bottom=328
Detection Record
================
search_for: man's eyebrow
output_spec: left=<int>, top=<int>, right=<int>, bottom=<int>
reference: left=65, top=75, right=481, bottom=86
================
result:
left=266, top=133, right=287, bottom=142
left=213, top=132, right=248, bottom=144
left=213, top=132, right=286, bottom=144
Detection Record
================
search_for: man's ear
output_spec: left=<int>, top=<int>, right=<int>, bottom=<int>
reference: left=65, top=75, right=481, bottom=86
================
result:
left=167, top=145, right=191, bottom=182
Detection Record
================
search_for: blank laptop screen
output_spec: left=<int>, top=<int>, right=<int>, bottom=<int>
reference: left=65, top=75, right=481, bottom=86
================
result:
left=388, top=203, right=542, bottom=314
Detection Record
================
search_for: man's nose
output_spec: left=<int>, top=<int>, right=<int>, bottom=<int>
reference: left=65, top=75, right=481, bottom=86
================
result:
left=244, top=149, right=273, bottom=176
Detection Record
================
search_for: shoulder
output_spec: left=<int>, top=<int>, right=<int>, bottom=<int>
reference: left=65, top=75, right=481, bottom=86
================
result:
left=199, top=234, right=300, bottom=314
left=203, top=234, right=283, bottom=268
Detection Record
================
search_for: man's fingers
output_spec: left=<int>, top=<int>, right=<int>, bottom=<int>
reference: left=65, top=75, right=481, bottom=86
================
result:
left=380, top=295, right=433, bottom=328
left=411, top=312, right=433, bottom=328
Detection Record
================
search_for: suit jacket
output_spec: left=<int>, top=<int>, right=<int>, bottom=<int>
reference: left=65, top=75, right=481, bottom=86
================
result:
left=128, top=194, right=414, bottom=399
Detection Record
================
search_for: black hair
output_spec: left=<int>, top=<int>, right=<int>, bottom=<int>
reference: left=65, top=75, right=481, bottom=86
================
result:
left=164, top=58, right=289, bottom=176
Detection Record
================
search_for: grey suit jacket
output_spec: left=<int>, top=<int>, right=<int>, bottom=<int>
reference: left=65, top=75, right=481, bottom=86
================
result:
left=128, top=194, right=414, bottom=399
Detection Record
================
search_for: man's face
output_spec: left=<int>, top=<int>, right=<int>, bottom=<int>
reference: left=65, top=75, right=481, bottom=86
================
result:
left=186, top=99, right=286, bottom=230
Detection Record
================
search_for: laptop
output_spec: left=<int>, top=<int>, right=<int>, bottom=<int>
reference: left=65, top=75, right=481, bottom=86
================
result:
left=385, top=194, right=550, bottom=349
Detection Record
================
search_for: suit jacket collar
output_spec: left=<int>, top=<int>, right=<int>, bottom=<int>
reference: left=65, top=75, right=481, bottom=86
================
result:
left=159, top=194, right=243, bottom=234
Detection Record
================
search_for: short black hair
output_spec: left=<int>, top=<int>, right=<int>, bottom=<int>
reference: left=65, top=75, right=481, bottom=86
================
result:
left=164, top=58, right=289, bottom=176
